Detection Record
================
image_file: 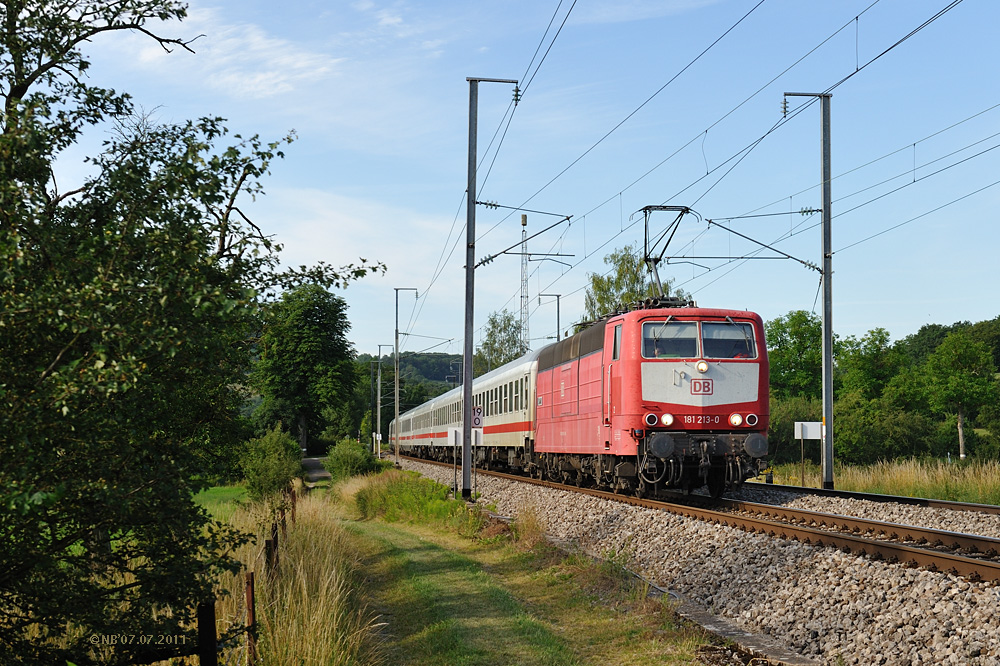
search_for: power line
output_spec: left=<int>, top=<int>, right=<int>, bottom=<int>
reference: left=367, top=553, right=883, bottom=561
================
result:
left=480, top=1, right=970, bottom=342
left=837, top=178, right=1000, bottom=253
left=510, top=0, right=887, bottom=300
left=478, top=0, right=768, bottom=242
left=732, top=101, right=1000, bottom=220
left=405, top=0, right=580, bottom=341
left=479, top=0, right=579, bottom=194
left=520, top=0, right=578, bottom=95
left=523, top=0, right=969, bottom=307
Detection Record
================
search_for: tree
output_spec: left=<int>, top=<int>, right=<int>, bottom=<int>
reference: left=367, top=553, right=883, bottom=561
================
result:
left=895, top=321, right=971, bottom=366
left=0, top=3, right=380, bottom=663
left=837, top=327, right=906, bottom=401
left=923, top=330, right=998, bottom=459
left=582, top=243, right=689, bottom=322
left=241, top=424, right=302, bottom=501
left=253, top=284, right=357, bottom=455
left=764, top=310, right=824, bottom=399
left=474, top=309, right=529, bottom=377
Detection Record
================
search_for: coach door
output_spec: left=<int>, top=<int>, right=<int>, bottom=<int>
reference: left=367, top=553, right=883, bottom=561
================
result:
left=602, top=323, right=622, bottom=436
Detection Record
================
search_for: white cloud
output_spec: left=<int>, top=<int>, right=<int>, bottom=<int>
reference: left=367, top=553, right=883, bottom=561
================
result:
left=110, top=7, right=344, bottom=100
left=376, top=10, right=404, bottom=27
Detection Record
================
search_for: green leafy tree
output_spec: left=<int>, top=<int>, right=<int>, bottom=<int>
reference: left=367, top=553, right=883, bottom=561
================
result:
left=837, top=327, right=907, bottom=401
left=765, top=310, right=825, bottom=399
left=241, top=424, right=302, bottom=501
left=833, top=392, right=939, bottom=464
left=923, top=330, right=998, bottom=459
left=0, top=3, right=380, bottom=663
left=767, top=395, right=822, bottom=464
left=253, top=284, right=357, bottom=455
left=968, top=316, right=1000, bottom=369
left=474, top=309, right=529, bottom=376
left=894, top=321, right=971, bottom=366
left=582, top=243, right=689, bottom=322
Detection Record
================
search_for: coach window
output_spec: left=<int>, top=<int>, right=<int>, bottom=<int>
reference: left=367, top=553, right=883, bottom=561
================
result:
left=613, top=324, right=622, bottom=360
left=513, top=379, right=520, bottom=411
left=642, top=321, right=698, bottom=358
left=702, top=321, right=757, bottom=359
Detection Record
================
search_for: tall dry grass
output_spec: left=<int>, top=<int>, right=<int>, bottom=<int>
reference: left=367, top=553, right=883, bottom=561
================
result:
left=511, top=503, right=546, bottom=551
left=214, top=488, right=384, bottom=666
left=765, top=458, right=1000, bottom=504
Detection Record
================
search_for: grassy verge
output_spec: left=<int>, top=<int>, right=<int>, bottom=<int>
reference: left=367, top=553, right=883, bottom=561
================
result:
left=340, top=470, right=725, bottom=666
left=198, top=472, right=733, bottom=665
left=758, top=458, right=1000, bottom=504
left=210, top=486, right=384, bottom=666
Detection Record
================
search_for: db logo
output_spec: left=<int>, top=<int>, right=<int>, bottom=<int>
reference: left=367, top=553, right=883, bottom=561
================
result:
left=691, top=379, right=714, bottom=395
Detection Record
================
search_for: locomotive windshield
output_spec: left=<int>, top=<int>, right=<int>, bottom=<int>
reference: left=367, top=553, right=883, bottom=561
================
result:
left=641, top=320, right=757, bottom=359
left=642, top=321, right=697, bottom=358
left=702, top=321, right=756, bottom=359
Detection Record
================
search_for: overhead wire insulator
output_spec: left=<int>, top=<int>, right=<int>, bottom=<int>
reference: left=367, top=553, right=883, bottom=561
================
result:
left=512, top=85, right=521, bottom=106
left=782, top=97, right=788, bottom=118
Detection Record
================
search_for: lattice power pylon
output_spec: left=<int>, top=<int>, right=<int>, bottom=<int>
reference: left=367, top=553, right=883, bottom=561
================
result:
left=519, top=214, right=529, bottom=349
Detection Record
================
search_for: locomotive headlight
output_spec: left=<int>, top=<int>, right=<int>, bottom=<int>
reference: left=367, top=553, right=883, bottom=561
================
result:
left=745, top=413, right=759, bottom=427
left=696, top=360, right=709, bottom=373
left=644, top=413, right=660, bottom=427
left=729, top=413, right=743, bottom=427
left=661, top=413, right=675, bottom=426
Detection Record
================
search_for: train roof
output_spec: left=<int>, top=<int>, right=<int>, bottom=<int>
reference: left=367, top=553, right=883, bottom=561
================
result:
left=612, top=306, right=764, bottom=322
left=394, top=347, right=542, bottom=422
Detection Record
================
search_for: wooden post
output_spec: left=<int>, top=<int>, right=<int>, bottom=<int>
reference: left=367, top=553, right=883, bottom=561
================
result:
left=264, top=539, right=275, bottom=576
left=245, top=572, right=257, bottom=665
left=197, top=600, right=218, bottom=666
left=270, top=522, right=279, bottom=569
left=290, top=488, right=297, bottom=525
left=279, top=507, right=286, bottom=540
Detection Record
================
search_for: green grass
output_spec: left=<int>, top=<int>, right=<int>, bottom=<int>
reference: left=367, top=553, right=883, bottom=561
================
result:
left=192, top=484, right=247, bottom=521
left=337, top=471, right=721, bottom=666
left=758, top=458, right=1000, bottom=505
left=203, top=470, right=731, bottom=665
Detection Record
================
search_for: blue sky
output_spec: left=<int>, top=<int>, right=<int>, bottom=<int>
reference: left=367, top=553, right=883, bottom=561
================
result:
left=80, top=0, right=998, bottom=356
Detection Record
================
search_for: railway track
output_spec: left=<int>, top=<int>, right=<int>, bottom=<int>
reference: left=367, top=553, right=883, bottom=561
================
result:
left=402, top=455, right=1000, bottom=583
left=743, top=480, right=1000, bottom=515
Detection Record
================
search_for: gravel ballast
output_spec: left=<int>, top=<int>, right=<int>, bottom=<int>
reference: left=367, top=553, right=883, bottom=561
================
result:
left=402, top=461, right=1000, bottom=665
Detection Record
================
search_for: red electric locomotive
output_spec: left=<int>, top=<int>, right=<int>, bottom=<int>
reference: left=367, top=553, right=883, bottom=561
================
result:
left=393, top=298, right=770, bottom=497
left=533, top=298, right=769, bottom=496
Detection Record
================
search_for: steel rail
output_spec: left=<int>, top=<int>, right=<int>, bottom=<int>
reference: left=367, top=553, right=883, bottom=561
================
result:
left=713, top=498, right=1000, bottom=557
left=402, top=456, right=1000, bottom=583
left=743, top=481, right=1000, bottom=515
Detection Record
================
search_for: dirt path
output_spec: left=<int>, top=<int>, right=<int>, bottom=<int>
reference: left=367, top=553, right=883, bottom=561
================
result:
left=300, top=457, right=331, bottom=487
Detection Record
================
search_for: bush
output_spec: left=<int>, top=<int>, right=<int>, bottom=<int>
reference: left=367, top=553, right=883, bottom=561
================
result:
left=353, top=469, right=468, bottom=524
left=323, top=438, right=390, bottom=481
left=241, top=424, right=302, bottom=501
left=768, top=395, right=822, bottom=464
